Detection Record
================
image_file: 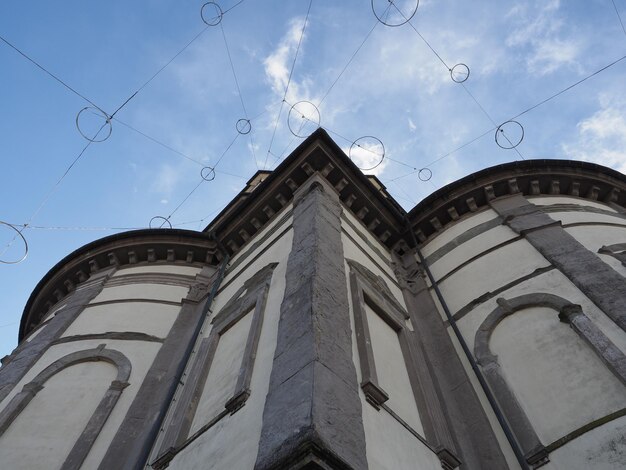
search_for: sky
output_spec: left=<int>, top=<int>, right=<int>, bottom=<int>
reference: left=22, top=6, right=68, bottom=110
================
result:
left=1, top=0, right=626, bottom=357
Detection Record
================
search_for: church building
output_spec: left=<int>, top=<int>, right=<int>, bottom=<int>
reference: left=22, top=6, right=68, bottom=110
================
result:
left=0, top=128, right=625, bottom=469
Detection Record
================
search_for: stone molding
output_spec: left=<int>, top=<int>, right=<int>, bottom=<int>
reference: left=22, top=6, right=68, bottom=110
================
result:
left=598, top=243, right=626, bottom=267
left=348, top=258, right=460, bottom=469
left=474, top=292, right=626, bottom=467
left=98, top=266, right=217, bottom=470
left=0, top=345, right=131, bottom=470
left=154, top=262, right=278, bottom=467
left=21, top=230, right=219, bottom=341
left=408, top=161, right=626, bottom=246
left=255, top=173, right=368, bottom=470
left=0, top=267, right=115, bottom=404
left=490, top=195, right=626, bottom=332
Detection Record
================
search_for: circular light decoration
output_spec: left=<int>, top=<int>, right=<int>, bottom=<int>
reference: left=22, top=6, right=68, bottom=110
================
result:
left=149, top=216, right=172, bottom=229
left=287, top=101, right=321, bottom=138
left=495, top=120, right=524, bottom=149
left=349, top=136, right=385, bottom=171
left=236, top=118, right=251, bottom=135
left=371, top=0, right=418, bottom=27
left=0, top=221, right=28, bottom=264
left=450, top=63, right=470, bottom=83
left=201, top=2, right=223, bottom=26
left=76, top=107, right=112, bottom=142
left=201, top=166, right=216, bottom=181
left=418, top=167, right=432, bottom=181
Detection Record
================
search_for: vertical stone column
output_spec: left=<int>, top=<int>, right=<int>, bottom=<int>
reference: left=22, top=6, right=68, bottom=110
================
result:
left=394, top=252, right=509, bottom=470
left=490, top=195, right=626, bottom=332
left=255, top=174, right=368, bottom=470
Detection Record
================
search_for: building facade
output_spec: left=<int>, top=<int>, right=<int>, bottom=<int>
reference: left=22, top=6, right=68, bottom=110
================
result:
left=0, top=129, right=625, bottom=470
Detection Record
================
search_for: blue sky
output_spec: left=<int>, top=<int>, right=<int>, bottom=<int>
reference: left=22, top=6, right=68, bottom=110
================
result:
left=1, top=0, right=625, bottom=357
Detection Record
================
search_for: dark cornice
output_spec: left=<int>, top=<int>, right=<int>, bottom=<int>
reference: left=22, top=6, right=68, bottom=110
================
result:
left=20, top=229, right=218, bottom=341
left=408, top=159, right=626, bottom=244
left=204, top=128, right=407, bottom=254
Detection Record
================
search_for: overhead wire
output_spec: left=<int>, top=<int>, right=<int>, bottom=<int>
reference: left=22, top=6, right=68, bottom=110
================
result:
left=390, top=1, right=526, bottom=160
left=264, top=0, right=313, bottom=169
left=219, top=20, right=259, bottom=169
left=610, top=0, right=626, bottom=39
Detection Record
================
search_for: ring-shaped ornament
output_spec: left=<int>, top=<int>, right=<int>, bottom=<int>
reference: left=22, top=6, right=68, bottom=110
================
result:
left=149, top=216, right=172, bottom=229
left=201, top=166, right=216, bottom=181
left=287, top=101, right=321, bottom=138
left=236, top=118, right=251, bottom=135
left=0, top=221, right=28, bottom=264
left=371, top=0, right=418, bottom=27
left=450, top=63, right=470, bottom=83
left=201, top=2, right=223, bottom=26
left=495, top=120, right=524, bottom=149
left=418, top=168, right=432, bottom=181
left=349, top=136, right=386, bottom=171
left=76, top=107, right=112, bottom=142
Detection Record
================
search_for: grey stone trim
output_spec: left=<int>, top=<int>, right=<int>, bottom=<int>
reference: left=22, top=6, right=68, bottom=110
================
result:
left=544, top=407, right=626, bottom=453
left=0, top=345, right=131, bottom=470
left=559, top=304, right=626, bottom=385
left=348, top=258, right=460, bottom=468
left=0, top=268, right=115, bottom=404
left=98, top=266, right=217, bottom=470
left=341, top=224, right=400, bottom=290
left=255, top=174, right=367, bottom=470
left=21, top=231, right=218, bottom=340
left=105, top=273, right=197, bottom=289
left=217, top=223, right=293, bottom=296
left=449, top=266, right=556, bottom=324
left=425, top=215, right=504, bottom=266
left=394, top=250, right=510, bottom=470
left=540, top=203, right=626, bottom=219
left=155, top=262, right=277, bottom=460
left=87, top=298, right=182, bottom=308
left=474, top=292, right=626, bottom=467
left=51, top=332, right=165, bottom=345
left=491, top=195, right=626, bottom=331
left=434, top=235, right=524, bottom=285
left=225, top=209, right=293, bottom=274
left=341, top=212, right=393, bottom=271
left=598, top=243, right=626, bottom=267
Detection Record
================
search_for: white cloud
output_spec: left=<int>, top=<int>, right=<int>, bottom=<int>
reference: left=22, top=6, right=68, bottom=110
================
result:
left=505, top=0, right=580, bottom=75
left=408, top=117, right=417, bottom=131
left=342, top=141, right=389, bottom=176
left=563, top=105, right=626, bottom=173
left=264, top=17, right=313, bottom=104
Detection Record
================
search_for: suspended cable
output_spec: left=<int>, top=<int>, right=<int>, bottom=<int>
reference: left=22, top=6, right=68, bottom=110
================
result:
left=264, top=0, right=313, bottom=169
left=0, top=34, right=104, bottom=112
left=610, top=0, right=626, bottom=39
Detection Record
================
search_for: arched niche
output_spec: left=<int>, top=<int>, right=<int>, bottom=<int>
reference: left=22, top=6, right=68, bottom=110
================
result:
left=0, top=345, right=131, bottom=470
left=474, top=293, right=626, bottom=468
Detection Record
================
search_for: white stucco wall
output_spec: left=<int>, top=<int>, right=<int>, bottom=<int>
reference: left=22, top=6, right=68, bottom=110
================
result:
left=345, top=263, right=443, bottom=470
left=0, top=338, right=161, bottom=469
left=421, top=208, right=500, bottom=258
left=437, top=238, right=550, bottom=314
left=91, top=284, right=189, bottom=304
left=491, top=306, right=626, bottom=444
left=62, top=302, right=181, bottom=339
left=112, top=265, right=202, bottom=277
left=428, top=224, right=518, bottom=281
left=551, top=211, right=626, bottom=227
left=366, top=304, right=423, bottom=435
left=166, top=214, right=293, bottom=470
left=0, top=361, right=117, bottom=470
left=546, top=415, right=626, bottom=470
left=528, top=196, right=618, bottom=212
left=189, top=310, right=253, bottom=434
